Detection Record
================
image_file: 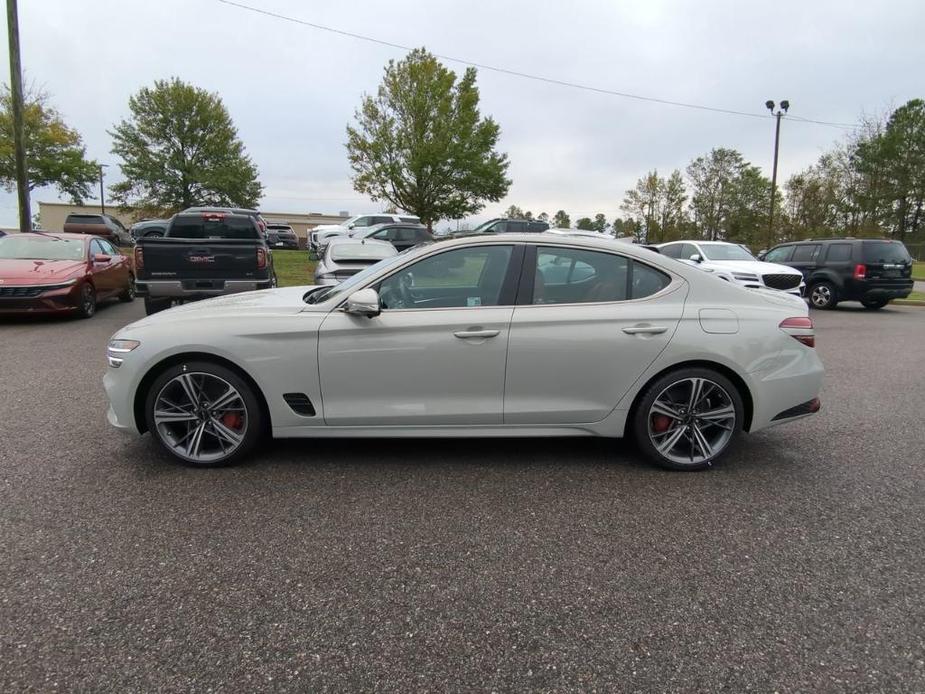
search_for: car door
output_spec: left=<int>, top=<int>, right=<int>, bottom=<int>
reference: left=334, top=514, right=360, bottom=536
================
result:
left=89, top=239, right=118, bottom=296
left=504, top=245, right=682, bottom=424
left=317, top=244, right=522, bottom=426
left=788, top=244, right=821, bottom=281
left=100, top=239, right=131, bottom=292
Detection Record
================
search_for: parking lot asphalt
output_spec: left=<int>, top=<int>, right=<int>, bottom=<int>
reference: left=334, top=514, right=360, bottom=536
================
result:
left=1, top=299, right=924, bottom=692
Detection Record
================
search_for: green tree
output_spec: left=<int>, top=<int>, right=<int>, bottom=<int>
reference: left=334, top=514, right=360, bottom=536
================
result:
left=110, top=78, right=262, bottom=213
left=346, top=48, right=511, bottom=231
left=592, top=213, right=609, bottom=232
left=575, top=216, right=594, bottom=230
left=537, top=211, right=549, bottom=223
left=621, top=170, right=661, bottom=242
left=0, top=86, right=98, bottom=203
left=552, top=210, right=570, bottom=228
left=686, top=149, right=768, bottom=243
left=504, top=204, right=524, bottom=219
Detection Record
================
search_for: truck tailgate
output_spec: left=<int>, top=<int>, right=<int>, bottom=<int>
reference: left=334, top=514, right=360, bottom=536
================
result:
left=138, top=239, right=263, bottom=280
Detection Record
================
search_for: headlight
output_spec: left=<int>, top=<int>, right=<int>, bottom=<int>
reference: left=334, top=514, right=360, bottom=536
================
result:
left=107, top=339, right=140, bottom=368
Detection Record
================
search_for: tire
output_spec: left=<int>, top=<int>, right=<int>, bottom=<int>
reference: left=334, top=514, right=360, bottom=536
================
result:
left=144, top=360, right=264, bottom=467
left=144, top=231, right=163, bottom=238
left=632, top=367, right=744, bottom=471
left=808, top=281, right=838, bottom=310
left=144, top=297, right=172, bottom=315
left=75, top=283, right=96, bottom=319
left=119, top=274, right=136, bottom=302
left=861, top=299, right=889, bottom=310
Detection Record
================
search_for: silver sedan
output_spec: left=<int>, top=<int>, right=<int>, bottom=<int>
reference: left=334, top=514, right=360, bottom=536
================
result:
left=104, top=234, right=824, bottom=471
left=314, top=237, right=397, bottom=286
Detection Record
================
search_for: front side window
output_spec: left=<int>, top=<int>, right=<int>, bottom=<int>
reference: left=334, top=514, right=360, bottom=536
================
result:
left=764, top=245, right=793, bottom=263
left=377, top=245, right=513, bottom=310
left=660, top=244, right=682, bottom=259
left=352, top=216, right=373, bottom=228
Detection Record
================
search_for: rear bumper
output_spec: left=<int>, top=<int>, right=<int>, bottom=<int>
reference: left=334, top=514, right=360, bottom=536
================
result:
left=748, top=345, right=825, bottom=433
left=137, top=279, right=272, bottom=299
left=842, top=278, right=913, bottom=301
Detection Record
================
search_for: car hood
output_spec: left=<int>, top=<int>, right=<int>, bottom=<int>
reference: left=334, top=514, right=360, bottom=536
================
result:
left=0, top=258, right=85, bottom=284
left=705, top=259, right=801, bottom=276
left=127, top=286, right=317, bottom=329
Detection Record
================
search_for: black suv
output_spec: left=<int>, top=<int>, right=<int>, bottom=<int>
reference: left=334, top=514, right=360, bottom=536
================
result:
left=760, top=238, right=913, bottom=309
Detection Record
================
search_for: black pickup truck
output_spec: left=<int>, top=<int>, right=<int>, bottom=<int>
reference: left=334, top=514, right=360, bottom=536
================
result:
left=134, top=211, right=277, bottom=315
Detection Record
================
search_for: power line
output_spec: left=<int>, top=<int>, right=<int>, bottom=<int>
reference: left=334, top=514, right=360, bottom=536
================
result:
left=215, top=0, right=859, bottom=130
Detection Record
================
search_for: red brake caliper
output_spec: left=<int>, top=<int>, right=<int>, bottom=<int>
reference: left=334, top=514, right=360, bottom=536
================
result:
left=652, top=414, right=672, bottom=433
left=221, top=412, right=243, bottom=430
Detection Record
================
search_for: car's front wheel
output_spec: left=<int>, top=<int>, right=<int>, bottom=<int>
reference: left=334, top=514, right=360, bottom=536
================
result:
left=75, top=283, right=96, bottom=319
left=809, top=281, right=838, bottom=310
left=632, top=368, right=744, bottom=471
left=144, top=361, right=264, bottom=467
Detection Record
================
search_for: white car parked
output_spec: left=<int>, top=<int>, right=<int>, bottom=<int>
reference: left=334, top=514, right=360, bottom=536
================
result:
left=104, top=234, right=823, bottom=471
left=657, top=241, right=805, bottom=296
left=310, top=213, right=421, bottom=253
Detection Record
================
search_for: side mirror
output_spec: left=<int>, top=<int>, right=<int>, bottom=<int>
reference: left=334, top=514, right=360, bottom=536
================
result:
left=93, top=253, right=112, bottom=263
left=757, top=250, right=768, bottom=260
left=347, top=223, right=355, bottom=230
left=344, top=288, right=381, bottom=317
left=689, top=253, right=702, bottom=263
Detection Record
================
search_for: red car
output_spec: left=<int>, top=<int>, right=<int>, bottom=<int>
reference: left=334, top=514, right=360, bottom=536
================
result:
left=0, top=232, right=135, bottom=318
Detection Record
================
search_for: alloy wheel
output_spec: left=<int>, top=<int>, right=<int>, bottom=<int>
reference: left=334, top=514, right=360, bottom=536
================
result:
left=811, top=284, right=832, bottom=308
left=153, top=371, right=248, bottom=463
left=647, top=377, right=737, bottom=466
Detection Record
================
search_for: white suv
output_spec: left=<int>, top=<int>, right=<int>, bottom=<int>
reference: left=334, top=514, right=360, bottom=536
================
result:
left=310, top=213, right=421, bottom=253
left=657, top=241, right=805, bottom=296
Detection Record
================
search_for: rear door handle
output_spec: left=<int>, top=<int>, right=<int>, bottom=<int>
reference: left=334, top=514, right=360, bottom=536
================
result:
left=454, top=329, right=500, bottom=339
left=622, top=325, right=668, bottom=335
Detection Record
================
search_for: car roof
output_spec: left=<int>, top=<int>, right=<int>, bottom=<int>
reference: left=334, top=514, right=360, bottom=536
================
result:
left=363, top=222, right=427, bottom=231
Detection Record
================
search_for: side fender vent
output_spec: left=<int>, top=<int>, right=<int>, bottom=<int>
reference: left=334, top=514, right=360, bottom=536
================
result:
left=283, top=393, right=316, bottom=417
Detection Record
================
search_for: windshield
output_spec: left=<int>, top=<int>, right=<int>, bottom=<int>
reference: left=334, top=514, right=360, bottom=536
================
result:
left=700, top=244, right=756, bottom=261
left=305, top=252, right=409, bottom=304
left=330, top=242, right=396, bottom=261
left=862, top=240, right=912, bottom=264
left=0, top=235, right=86, bottom=261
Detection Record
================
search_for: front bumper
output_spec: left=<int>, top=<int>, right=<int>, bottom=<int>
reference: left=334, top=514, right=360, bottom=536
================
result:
left=137, top=279, right=272, bottom=299
left=0, top=282, right=82, bottom=315
left=104, top=368, right=141, bottom=434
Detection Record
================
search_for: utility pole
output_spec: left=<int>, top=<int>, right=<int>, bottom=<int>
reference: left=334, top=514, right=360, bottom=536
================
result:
left=98, top=164, right=108, bottom=214
left=6, top=0, right=31, bottom=232
left=765, top=99, right=789, bottom=249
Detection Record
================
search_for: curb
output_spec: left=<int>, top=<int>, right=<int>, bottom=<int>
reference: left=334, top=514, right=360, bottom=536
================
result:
left=893, top=300, right=925, bottom=307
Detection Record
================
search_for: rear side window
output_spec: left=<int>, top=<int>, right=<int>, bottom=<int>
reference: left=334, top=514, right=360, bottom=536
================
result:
left=825, top=243, right=853, bottom=262
left=862, top=240, right=912, bottom=264
left=791, top=245, right=819, bottom=262
left=660, top=244, right=682, bottom=259
left=66, top=215, right=104, bottom=224
left=167, top=216, right=258, bottom=239
left=533, top=247, right=669, bottom=304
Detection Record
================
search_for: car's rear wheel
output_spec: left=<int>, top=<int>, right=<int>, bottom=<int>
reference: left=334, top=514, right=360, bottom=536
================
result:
left=144, top=361, right=263, bottom=467
left=809, top=281, right=838, bottom=310
left=144, top=297, right=172, bottom=315
left=119, top=274, right=136, bottom=302
left=633, top=368, right=744, bottom=471
left=76, top=283, right=96, bottom=319
left=861, top=298, right=889, bottom=310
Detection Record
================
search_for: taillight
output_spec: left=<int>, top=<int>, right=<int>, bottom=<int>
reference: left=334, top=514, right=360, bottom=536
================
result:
left=256, top=246, right=267, bottom=270
left=134, top=245, right=144, bottom=270
left=853, top=263, right=866, bottom=280
left=202, top=212, right=225, bottom=221
left=779, top=316, right=815, bottom=348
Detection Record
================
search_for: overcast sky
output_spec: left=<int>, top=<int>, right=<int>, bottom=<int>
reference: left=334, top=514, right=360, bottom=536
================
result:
left=3, top=0, right=923, bottom=228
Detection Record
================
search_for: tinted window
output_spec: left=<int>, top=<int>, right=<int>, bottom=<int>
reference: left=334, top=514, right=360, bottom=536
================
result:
left=66, top=215, right=104, bottom=224
left=378, top=246, right=513, bottom=309
left=680, top=243, right=700, bottom=260
left=632, top=261, right=671, bottom=299
left=99, top=239, right=119, bottom=255
left=399, top=216, right=420, bottom=224
left=373, top=216, right=395, bottom=225
left=825, top=243, right=853, bottom=262
left=167, top=216, right=259, bottom=239
left=534, top=247, right=629, bottom=304
left=791, top=245, right=819, bottom=262
left=764, top=245, right=793, bottom=263
left=352, top=217, right=373, bottom=228
left=862, top=240, right=912, bottom=264
left=660, top=244, right=682, bottom=259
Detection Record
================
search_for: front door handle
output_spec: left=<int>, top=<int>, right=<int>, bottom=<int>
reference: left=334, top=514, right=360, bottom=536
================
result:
left=622, top=325, right=668, bottom=335
left=454, top=329, right=500, bottom=339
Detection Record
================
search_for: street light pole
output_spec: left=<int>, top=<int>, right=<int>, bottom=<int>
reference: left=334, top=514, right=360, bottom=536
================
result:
left=765, top=99, right=789, bottom=249
left=98, top=164, right=108, bottom=215
left=6, top=0, right=31, bottom=233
